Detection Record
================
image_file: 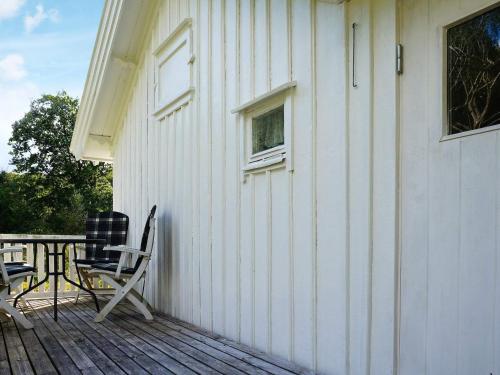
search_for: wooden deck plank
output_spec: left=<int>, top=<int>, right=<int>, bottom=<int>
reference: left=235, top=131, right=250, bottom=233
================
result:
left=17, top=301, right=81, bottom=375
left=64, top=299, right=173, bottom=375
left=33, top=299, right=128, bottom=375
left=164, top=313, right=315, bottom=375
left=0, top=316, right=14, bottom=375
left=116, top=302, right=297, bottom=375
left=55, top=301, right=150, bottom=375
left=85, top=301, right=221, bottom=375
left=114, top=304, right=270, bottom=375
left=109, top=306, right=248, bottom=375
left=74, top=300, right=195, bottom=375
left=2, top=319, right=34, bottom=375
left=27, top=300, right=104, bottom=374
left=12, top=302, right=57, bottom=375
left=0, top=298, right=314, bottom=375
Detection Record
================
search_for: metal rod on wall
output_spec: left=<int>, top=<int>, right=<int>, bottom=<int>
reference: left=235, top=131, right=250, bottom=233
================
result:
left=352, top=22, right=358, bottom=88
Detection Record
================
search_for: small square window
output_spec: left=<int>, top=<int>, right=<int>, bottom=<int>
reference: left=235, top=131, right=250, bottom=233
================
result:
left=252, top=105, right=285, bottom=155
left=233, top=82, right=295, bottom=175
left=447, top=5, right=500, bottom=135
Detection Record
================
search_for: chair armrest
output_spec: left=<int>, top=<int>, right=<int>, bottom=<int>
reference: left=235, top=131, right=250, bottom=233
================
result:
left=102, top=246, right=149, bottom=278
left=0, top=246, right=26, bottom=254
left=103, top=245, right=148, bottom=256
left=0, top=246, right=27, bottom=283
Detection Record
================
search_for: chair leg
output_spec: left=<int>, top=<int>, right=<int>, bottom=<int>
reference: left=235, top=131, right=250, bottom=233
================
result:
left=94, top=292, right=122, bottom=322
left=74, top=268, right=93, bottom=304
left=127, top=287, right=154, bottom=317
left=74, top=289, right=80, bottom=304
left=0, top=293, right=33, bottom=329
left=94, top=274, right=153, bottom=322
left=94, top=275, right=131, bottom=322
left=80, top=269, right=94, bottom=290
left=125, top=292, right=153, bottom=320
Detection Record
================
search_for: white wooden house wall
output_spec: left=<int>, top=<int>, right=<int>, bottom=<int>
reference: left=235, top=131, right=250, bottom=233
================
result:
left=399, top=1, right=500, bottom=374
left=111, top=0, right=398, bottom=374
left=72, top=0, right=500, bottom=373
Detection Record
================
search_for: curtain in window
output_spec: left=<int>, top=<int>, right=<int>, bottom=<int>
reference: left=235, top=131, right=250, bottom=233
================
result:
left=252, top=105, right=285, bottom=154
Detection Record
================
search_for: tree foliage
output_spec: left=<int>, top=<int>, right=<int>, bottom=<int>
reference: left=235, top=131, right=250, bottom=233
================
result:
left=0, top=92, right=112, bottom=234
left=448, top=7, right=500, bottom=133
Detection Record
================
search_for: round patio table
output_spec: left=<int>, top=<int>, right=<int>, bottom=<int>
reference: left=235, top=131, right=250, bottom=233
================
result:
left=0, top=238, right=105, bottom=321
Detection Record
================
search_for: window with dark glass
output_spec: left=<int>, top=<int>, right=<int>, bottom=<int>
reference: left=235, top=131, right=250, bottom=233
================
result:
left=447, top=5, right=500, bottom=135
left=252, top=105, right=285, bottom=154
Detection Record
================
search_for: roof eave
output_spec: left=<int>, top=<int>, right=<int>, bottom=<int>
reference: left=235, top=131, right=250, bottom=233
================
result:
left=70, top=0, right=158, bottom=162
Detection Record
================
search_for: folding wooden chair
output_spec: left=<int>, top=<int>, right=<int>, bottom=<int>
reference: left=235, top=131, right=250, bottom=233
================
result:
left=89, top=206, right=156, bottom=322
left=74, top=211, right=129, bottom=302
left=0, top=246, right=35, bottom=329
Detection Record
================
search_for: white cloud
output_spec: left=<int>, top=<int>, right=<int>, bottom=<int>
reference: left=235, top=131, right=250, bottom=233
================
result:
left=0, top=54, right=27, bottom=81
left=24, top=4, right=59, bottom=33
left=0, top=81, right=40, bottom=171
left=0, top=0, right=25, bottom=21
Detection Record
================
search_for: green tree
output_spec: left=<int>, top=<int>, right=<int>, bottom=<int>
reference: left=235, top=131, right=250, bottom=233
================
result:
left=3, top=92, right=112, bottom=234
left=448, top=7, right=500, bottom=133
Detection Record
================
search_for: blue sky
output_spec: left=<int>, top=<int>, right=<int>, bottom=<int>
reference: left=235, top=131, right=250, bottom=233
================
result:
left=0, top=0, right=104, bottom=170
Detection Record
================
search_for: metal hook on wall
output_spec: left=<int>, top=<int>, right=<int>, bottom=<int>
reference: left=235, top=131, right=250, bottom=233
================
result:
left=352, top=22, right=358, bottom=88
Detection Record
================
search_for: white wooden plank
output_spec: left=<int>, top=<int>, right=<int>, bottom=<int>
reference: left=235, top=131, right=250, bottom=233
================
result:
left=269, top=0, right=289, bottom=88
left=290, top=0, right=314, bottom=368
left=458, top=134, right=496, bottom=375
left=270, top=169, right=291, bottom=360
left=239, top=175, right=255, bottom=346
left=179, top=0, right=188, bottom=20
left=168, top=111, right=177, bottom=316
left=174, top=108, right=184, bottom=320
left=238, top=0, right=255, bottom=348
left=170, top=0, right=178, bottom=32
left=347, top=1, right=373, bottom=372
left=223, top=0, right=240, bottom=341
left=369, top=0, right=398, bottom=373
left=159, top=115, right=169, bottom=313
left=422, top=1, right=460, bottom=373
left=314, top=1, right=347, bottom=373
left=253, top=172, right=270, bottom=351
left=190, top=0, right=201, bottom=327
left=399, top=1, right=430, bottom=374
left=239, top=0, right=253, bottom=104
left=254, top=0, right=269, bottom=95
left=197, top=0, right=212, bottom=331
left=181, top=105, right=193, bottom=322
left=210, top=0, right=225, bottom=335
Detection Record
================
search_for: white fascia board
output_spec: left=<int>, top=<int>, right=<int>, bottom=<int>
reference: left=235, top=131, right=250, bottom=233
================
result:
left=71, top=0, right=158, bottom=162
left=71, top=0, right=123, bottom=160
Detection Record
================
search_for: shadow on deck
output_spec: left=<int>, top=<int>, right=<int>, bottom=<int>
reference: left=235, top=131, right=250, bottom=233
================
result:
left=0, top=298, right=314, bottom=375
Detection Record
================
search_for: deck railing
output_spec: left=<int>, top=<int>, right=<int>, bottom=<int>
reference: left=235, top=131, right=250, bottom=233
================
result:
left=0, top=234, right=87, bottom=298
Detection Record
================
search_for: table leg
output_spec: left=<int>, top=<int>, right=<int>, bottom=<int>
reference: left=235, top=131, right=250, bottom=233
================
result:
left=62, top=244, right=100, bottom=313
left=14, top=244, right=50, bottom=307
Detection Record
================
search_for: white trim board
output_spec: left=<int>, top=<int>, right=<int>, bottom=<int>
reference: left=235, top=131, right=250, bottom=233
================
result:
left=231, top=81, right=297, bottom=114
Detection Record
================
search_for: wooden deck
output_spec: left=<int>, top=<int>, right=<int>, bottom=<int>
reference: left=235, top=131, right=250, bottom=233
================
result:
left=0, top=298, right=314, bottom=375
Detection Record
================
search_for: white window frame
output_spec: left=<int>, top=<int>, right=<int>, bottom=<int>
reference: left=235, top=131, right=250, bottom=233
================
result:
left=440, top=3, right=500, bottom=141
left=245, top=96, right=287, bottom=166
left=231, top=81, right=296, bottom=176
left=153, top=18, right=194, bottom=119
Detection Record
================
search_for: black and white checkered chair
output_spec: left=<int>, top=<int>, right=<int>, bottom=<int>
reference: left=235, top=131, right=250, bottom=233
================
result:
left=89, top=206, right=156, bottom=322
left=74, top=211, right=129, bottom=302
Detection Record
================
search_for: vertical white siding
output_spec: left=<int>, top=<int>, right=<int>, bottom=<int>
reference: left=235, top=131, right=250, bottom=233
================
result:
left=112, top=0, right=398, bottom=373
left=400, top=1, right=500, bottom=374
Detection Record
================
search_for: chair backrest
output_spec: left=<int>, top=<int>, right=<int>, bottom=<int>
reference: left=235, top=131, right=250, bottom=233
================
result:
left=85, top=211, right=129, bottom=262
left=134, top=205, right=157, bottom=272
